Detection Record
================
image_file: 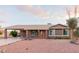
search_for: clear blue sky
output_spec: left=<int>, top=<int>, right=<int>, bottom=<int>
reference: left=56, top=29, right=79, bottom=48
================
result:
left=0, top=5, right=77, bottom=27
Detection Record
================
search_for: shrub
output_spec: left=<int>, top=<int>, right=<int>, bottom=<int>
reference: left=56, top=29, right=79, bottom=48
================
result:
left=10, top=30, right=17, bottom=37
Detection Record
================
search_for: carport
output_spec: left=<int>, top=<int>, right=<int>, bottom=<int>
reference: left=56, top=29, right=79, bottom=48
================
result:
left=4, top=25, right=27, bottom=39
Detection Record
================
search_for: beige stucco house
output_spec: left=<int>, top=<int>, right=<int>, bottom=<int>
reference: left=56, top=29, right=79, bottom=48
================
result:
left=4, top=24, right=70, bottom=39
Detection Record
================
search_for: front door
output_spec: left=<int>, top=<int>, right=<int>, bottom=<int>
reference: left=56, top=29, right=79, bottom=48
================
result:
left=30, top=30, right=38, bottom=38
left=40, top=30, right=46, bottom=39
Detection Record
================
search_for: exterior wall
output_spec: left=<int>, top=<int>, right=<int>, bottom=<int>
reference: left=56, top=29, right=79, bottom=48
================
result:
left=20, top=30, right=26, bottom=38
left=4, top=29, right=70, bottom=39
left=25, top=29, right=70, bottom=39
left=4, top=24, right=71, bottom=39
left=38, top=30, right=48, bottom=39
left=25, top=30, right=48, bottom=39
left=4, top=25, right=71, bottom=39
left=48, top=35, right=70, bottom=39
left=48, top=29, right=70, bottom=39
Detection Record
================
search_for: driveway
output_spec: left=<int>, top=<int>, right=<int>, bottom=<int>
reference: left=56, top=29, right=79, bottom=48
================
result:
left=0, top=39, right=79, bottom=53
left=0, top=37, right=22, bottom=46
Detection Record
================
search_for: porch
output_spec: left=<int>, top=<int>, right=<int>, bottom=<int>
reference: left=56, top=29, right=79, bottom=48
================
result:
left=4, top=29, right=48, bottom=39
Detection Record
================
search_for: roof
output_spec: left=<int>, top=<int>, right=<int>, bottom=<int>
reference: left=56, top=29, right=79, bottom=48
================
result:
left=49, top=24, right=68, bottom=29
left=5, top=24, right=68, bottom=30
left=51, top=24, right=67, bottom=27
left=6, top=25, right=52, bottom=30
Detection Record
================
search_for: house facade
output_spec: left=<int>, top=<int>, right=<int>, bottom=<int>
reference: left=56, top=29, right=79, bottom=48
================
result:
left=4, top=24, right=70, bottom=39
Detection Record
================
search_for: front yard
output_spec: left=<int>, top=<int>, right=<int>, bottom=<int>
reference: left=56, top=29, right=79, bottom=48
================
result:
left=0, top=39, right=79, bottom=53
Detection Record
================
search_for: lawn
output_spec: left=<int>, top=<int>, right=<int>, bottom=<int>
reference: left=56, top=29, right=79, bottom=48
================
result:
left=0, top=39, right=79, bottom=53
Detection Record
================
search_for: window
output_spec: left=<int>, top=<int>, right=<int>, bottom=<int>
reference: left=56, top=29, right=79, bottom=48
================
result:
left=31, top=30, right=38, bottom=36
left=49, top=30, right=55, bottom=35
left=63, top=29, right=67, bottom=35
left=49, top=30, right=52, bottom=35
left=55, top=29, right=62, bottom=35
left=49, top=29, right=69, bottom=36
left=63, top=29, right=69, bottom=35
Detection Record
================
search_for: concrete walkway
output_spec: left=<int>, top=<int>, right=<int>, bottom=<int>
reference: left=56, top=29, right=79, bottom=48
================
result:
left=0, top=37, right=22, bottom=46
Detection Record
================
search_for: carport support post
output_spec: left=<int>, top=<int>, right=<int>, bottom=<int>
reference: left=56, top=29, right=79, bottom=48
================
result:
left=20, top=30, right=23, bottom=38
left=26, top=30, right=28, bottom=38
left=46, top=30, right=48, bottom=39
left=38, top=30, right=40, bottom=38
left=4, top=29, right=7, bottom=39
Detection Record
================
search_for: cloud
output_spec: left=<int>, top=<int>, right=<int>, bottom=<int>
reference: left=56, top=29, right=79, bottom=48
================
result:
left=16, top=5, right=69, bottom=20
left=16, top=5, right=50, bottom=19
left=17, top=5, right=79, bottom=20
left=0, top=11, right=11, bottom=23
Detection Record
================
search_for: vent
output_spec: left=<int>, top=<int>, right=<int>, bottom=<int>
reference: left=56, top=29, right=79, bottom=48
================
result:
left=47, top=23, right=52, bottom=25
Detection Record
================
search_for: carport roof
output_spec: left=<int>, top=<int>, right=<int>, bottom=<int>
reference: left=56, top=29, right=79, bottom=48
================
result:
left=5, top=25, right=51, bottom=30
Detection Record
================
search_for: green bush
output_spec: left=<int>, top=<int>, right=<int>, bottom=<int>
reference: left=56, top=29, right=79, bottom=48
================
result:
left=10, top=30, right=17, bottom=37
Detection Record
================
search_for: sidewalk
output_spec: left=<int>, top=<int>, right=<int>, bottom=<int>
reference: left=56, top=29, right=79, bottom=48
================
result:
left=0, top=37, right=22, bottom=46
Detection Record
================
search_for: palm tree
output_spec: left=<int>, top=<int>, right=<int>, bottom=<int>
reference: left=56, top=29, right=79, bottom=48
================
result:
left=66, top=18, right=78, bottom=42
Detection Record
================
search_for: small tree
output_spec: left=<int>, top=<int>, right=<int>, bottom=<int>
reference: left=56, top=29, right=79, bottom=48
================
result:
left=10, top=30, right=17, bottom=37
left=66, top=18, right=78, bottom=42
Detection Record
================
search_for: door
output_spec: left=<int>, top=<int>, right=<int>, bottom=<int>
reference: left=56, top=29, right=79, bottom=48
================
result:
left=40, top=30, right=46, bottom=39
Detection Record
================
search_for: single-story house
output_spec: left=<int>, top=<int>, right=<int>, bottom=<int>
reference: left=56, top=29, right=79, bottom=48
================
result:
left=4, top=24, right=70, bottom=39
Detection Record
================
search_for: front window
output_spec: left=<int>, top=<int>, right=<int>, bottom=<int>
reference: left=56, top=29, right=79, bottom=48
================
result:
left=55, top=29, right=63, bottom=35
left=31, top=30, right=38, bottom=37
left=49, top=29, right=69, bottom=36
left=63, top=29, right=67, bottom=35
left=49, top=30, right=52, bottom=35
left=63, top=29, right=69, bottom=35
left=49, top=29, right=55, bottom=35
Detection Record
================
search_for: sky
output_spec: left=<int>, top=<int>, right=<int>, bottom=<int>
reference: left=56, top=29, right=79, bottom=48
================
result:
left=0, top=5, right=79, bottom=27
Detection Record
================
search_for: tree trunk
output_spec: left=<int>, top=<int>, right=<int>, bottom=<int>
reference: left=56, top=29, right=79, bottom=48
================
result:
left=70, top=29, right=73, bottom=40
left=70, top=29, right=76, bottom=42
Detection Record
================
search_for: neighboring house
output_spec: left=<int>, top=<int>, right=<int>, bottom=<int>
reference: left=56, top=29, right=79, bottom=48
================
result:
left=4, top=24, right=70, bottom=39
left=0, top=28, right=11, bottom=38
left=0, top=28, right=4, bottom=38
